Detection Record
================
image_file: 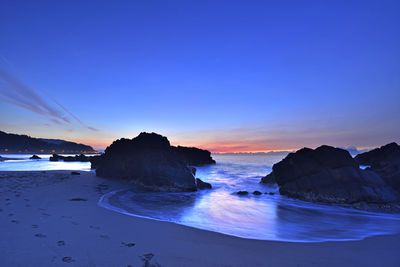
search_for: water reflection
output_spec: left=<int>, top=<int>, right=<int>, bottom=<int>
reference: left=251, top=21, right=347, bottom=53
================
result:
left=100, top=154, right=400, bottom=242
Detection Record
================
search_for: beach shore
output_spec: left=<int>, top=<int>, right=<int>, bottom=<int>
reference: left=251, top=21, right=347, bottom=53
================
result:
left=1, top=171, right=399, bottom=267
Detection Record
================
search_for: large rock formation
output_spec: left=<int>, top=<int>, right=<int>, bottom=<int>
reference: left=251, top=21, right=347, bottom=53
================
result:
left=261, top=145, right=400, bottom=210
left=92, top=132, right=215, bottom=192
left=355, top=143, right=400, bottom=194
left=173, top=146, right=216, bottom=165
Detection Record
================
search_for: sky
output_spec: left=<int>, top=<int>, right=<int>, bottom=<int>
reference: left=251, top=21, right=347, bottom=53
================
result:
left=0, top=0, right=399, bottom=152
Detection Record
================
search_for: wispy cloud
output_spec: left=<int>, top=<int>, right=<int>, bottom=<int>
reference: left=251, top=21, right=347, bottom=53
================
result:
left=0, top=56, right=98, bottom=131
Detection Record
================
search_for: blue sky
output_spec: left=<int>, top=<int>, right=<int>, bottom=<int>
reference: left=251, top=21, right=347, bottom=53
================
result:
left=1, top=0, right=399, bottom=151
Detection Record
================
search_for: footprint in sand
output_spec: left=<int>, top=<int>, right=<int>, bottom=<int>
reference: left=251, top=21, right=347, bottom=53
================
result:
left=57, top=241, right=65, bottom=246
left=61, top=216, right=72, bottom=219
left=62, top=256, right=75, bottom=263
left=11, top=220, right=19, bottom=224
left=70, top=221, right=79, bottom=225
left=25, top=204, right=31, bottom=207
left=42, top=213, right=51, bottom=216
left=8, top=213, right=13, bottom=217
left=69, top=198, right=88, bottom=202
left=99, top=234, right=110, bottom=240
left=32, top=224, right=39, bottom=228
left=121, top=242, right=135, bottom=247
left=34, top=233, right=46, bottom=238
left=139, top=253, right=161, bottom=267
left=89, top=225, right=100, bottom=230
left=0, top=208, right=2, bottom=212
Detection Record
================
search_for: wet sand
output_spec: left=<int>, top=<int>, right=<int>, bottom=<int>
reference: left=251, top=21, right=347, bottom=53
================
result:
left=0, top=170, right=399, bottom=267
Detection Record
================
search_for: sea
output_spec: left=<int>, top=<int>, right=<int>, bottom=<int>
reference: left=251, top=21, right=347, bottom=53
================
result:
left=2, top=153, right=400, bottom=242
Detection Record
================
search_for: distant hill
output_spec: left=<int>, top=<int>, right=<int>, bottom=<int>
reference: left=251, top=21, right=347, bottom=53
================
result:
left=0, top=131, right=97, bottom=154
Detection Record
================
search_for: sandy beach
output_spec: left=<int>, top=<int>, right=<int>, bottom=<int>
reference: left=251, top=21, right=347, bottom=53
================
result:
left=1, top=170, right=399, bottom=267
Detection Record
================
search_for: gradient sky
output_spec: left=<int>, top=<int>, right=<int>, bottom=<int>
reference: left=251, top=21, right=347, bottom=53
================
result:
left=1, top=0, right=399, bottom=152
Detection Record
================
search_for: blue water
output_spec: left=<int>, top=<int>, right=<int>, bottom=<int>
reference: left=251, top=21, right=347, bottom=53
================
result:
left=2, top=153, right=400, bottom=242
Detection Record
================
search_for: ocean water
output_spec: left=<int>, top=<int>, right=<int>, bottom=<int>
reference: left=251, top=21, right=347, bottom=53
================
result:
left=2, top=153, right=400, bottom=242
left=0, top=154, right=92, bottom=171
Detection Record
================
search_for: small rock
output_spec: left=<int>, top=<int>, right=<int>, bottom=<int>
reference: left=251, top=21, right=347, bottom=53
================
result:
left=196, top=178, right=212, bottom=189
left=253, top=191, right=262, bottom=195
left=236, top=191, right=249, bottom=195
left=57, top=240, right=65, bottom=246
left=71, top=172, right=80, bottom=175
left=30, top=155, right=41, bottom=159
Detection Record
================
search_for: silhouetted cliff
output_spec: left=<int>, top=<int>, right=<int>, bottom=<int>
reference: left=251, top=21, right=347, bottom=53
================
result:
left=0, top=131, right=96, bottom=154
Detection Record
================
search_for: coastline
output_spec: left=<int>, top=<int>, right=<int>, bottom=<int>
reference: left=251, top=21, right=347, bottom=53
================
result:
left=1, top=170, right=400, bottom=267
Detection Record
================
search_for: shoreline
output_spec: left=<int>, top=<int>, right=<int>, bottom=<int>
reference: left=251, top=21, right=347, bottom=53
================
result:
left=1, top=170, right=400, bottom=266
left=100, top=188, right=400, bottom=243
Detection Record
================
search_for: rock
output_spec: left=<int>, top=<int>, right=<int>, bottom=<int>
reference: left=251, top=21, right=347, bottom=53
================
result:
left=355, top=142, right=400, bottom=166
left=260, top=172, right=276, bottom=184
left=71, top=172, right=80, bottom=175
left=196, top=178, right=212, bottom=189
left=50, top=154, right=91, bottom=162
left=355, top=143, right=400, bottom=194
left=253, top=190, right=262, bottom=195
left=173, top=146, right=216, bottom=165
left=236, top=191, right=249, bottom=195
left=93, top=132, right=215, bottom=192
left=264, top=145, right=400, bottom=209
left=30, top=155, right=41, bottom=159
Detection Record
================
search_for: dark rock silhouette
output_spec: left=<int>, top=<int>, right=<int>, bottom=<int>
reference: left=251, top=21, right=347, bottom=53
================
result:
left=0, top=130, right=96, bottom=154
left=355, top=143, right=400, bottom=194
left=173, top=146, right=216, bottom=165
left=253, top=190, right=262, bottom=195
left=261, top=173, right=276, bottom=184
left=50, top=154, right=92, bottom=162
left=196, top=178, right=212, bottom=189
left=236, top=191, right=249, bottom=195
left=30, top=155, right=41, bottom=159
left=93, top=132, right=215, bottom=191
left=262, top=145, right=400, bottom=211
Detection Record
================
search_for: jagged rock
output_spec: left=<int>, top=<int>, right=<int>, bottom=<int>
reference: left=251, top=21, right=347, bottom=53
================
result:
left=173, top=146, right=216, bottom=165
left=30, top=155, right=41, bottom=159
left=263, top=145, right=400, bottom=209
left=355, top=143, right=400, bottom=194
left=196, top=178, right=212, bottom=189
left=261, top=172, right=276, bottom=184
left=93, top=132, right=215, bottom=192
left=49, top=154, right=91, bottom=162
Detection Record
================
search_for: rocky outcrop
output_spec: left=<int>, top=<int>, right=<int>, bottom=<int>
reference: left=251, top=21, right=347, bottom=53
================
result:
left=355, top=143, right=400, bottom=194
left=93, top=132, right=215, bottom=192
left=173, top=146, right=216, bottom=165
left=50, top=154, right=91, bottom=162
left=261, top=172, right=276, bottom=184
left=262, top=145, right=400, bottom=211
left=196, top=178, right=212, bottom=189
left=30, top=155, right=41, bottom=159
